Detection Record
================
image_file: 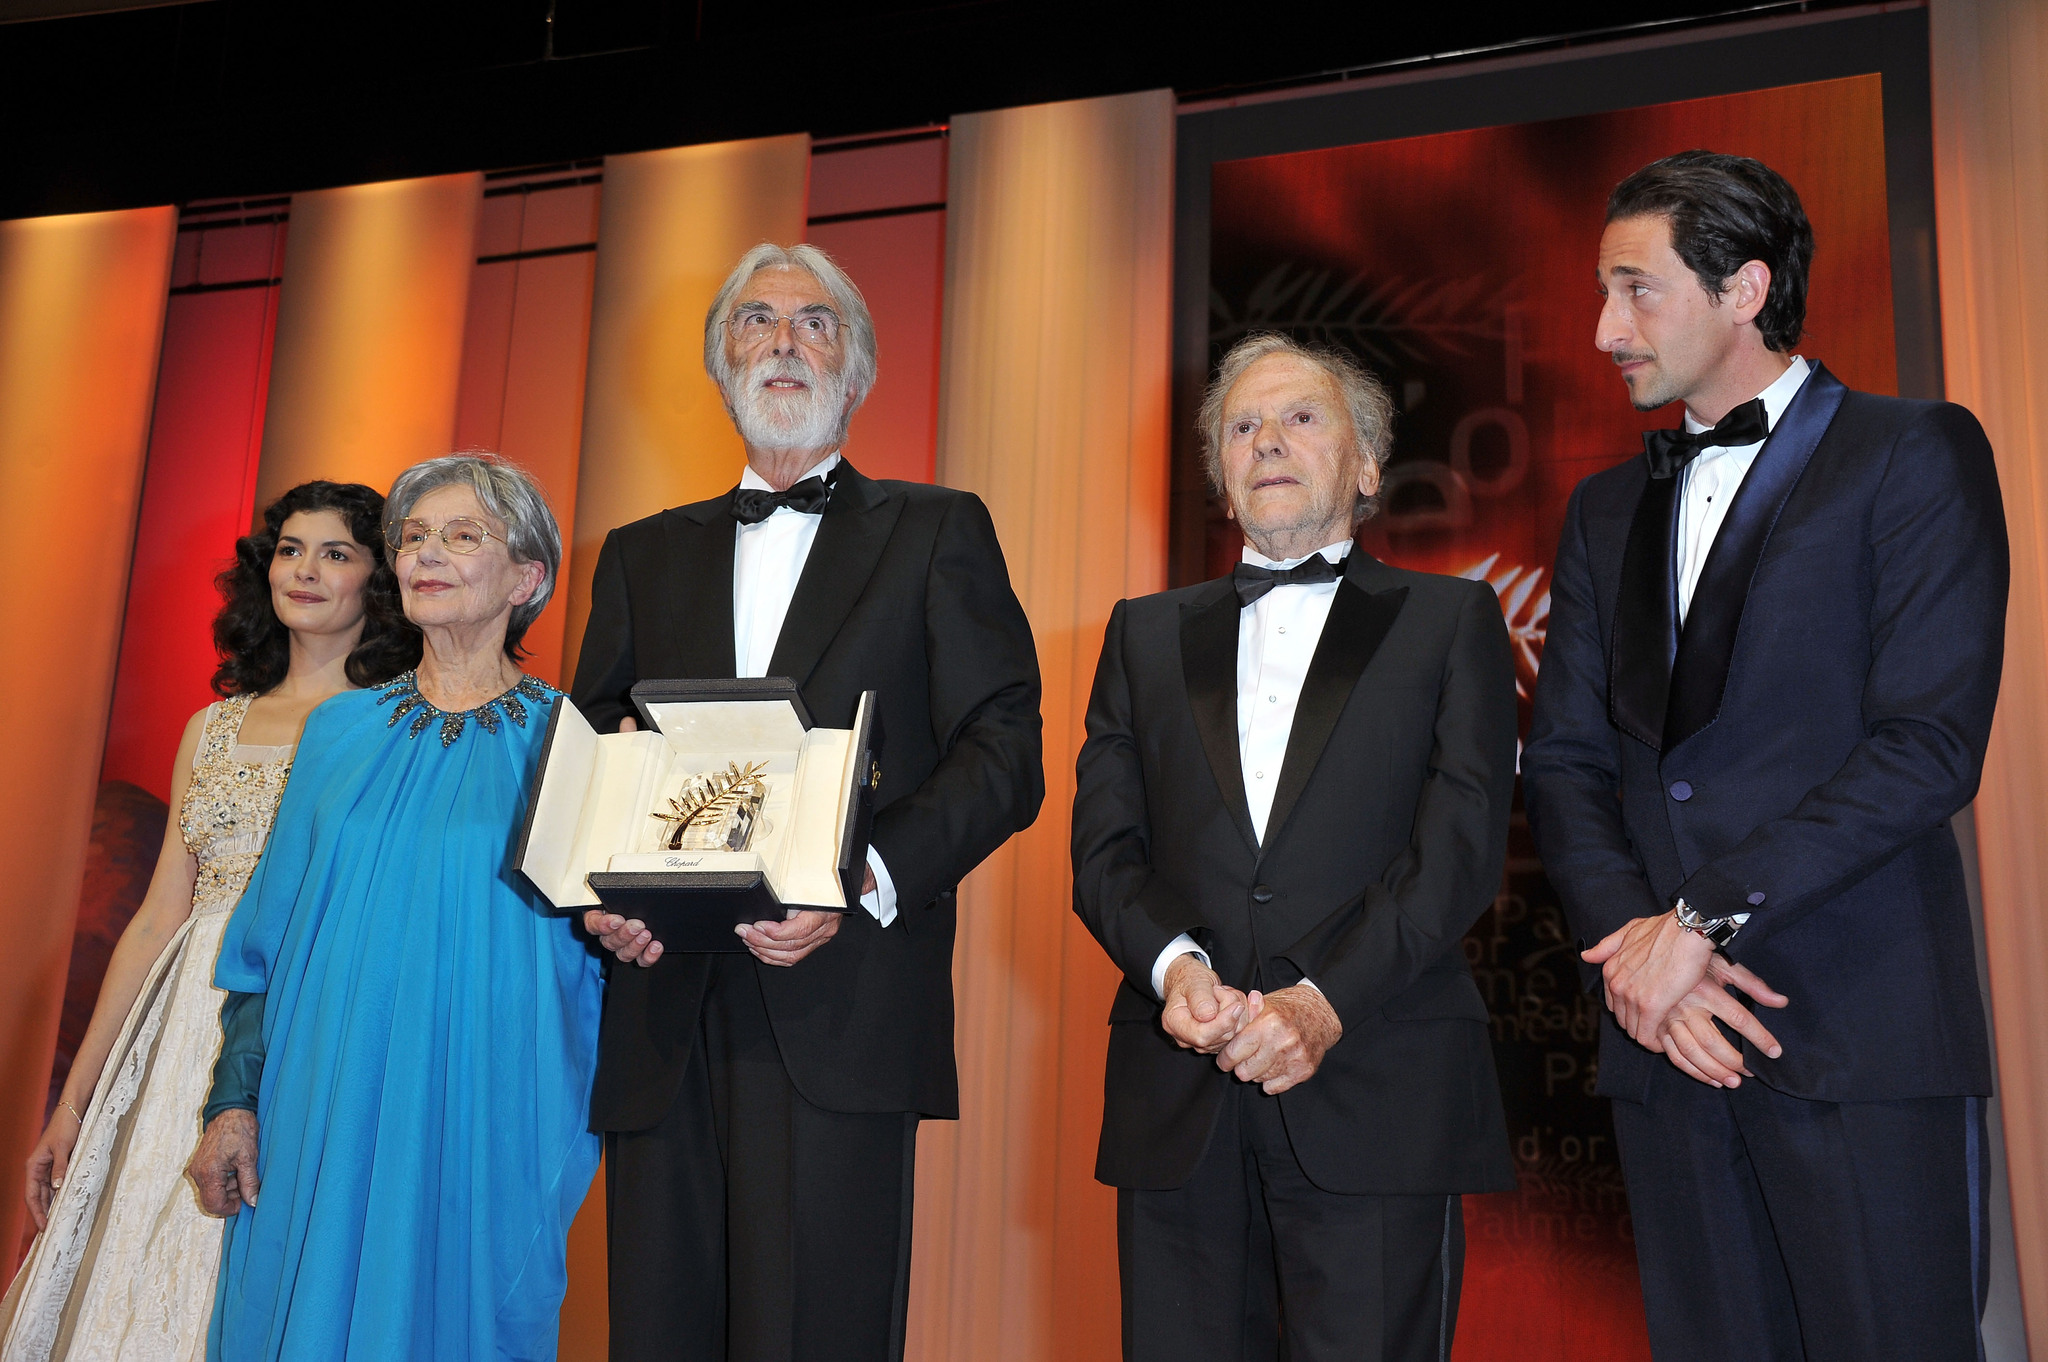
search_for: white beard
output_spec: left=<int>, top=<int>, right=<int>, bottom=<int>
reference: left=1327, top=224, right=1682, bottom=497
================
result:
left=730, top=355, right=847, bottom=451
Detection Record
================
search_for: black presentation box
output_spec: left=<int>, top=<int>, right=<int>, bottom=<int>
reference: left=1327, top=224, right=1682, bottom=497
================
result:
left=517, top=678, right=882, bottom=951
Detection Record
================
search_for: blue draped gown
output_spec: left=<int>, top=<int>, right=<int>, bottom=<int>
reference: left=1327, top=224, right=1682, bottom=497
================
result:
left=208, top=677, right=602, bottom=1361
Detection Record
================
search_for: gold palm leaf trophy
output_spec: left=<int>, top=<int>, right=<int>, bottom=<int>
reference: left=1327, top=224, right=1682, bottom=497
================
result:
left=652, top=760, right=770, bottom=852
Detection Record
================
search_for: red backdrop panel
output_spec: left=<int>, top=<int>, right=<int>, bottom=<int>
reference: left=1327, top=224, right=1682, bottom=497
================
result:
left=454, top=179, right=602, bottom=688
left=100, top=222, right=284, bottom=802
left=810, top=208, right=945, bottom=485
left=809, top=132, right=947, bottom=486
left=1207, top=74, right=1895, bottom=1361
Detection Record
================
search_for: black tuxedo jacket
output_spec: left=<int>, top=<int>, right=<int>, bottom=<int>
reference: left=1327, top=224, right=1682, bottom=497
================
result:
left=571, top=460, right=1043, bottom=1130
left=1072, top=552, right=1518, bottom=1195
left=1524, top=364, right=2009, bottom=1104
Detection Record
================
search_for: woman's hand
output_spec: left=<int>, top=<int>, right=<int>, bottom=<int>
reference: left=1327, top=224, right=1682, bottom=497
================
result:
left=187, top=1110, right=261, bottom=1217
left=23, top=1103, right=83, bottom=1232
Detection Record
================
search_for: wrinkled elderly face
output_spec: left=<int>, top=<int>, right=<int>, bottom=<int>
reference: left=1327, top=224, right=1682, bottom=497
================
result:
left=1596, top=213, right=1743, bottom=412
left=1217, top=353, right=1376, bottom=548
left=721, top=266, right=853, bottom=450
left=393, top=483, right=542, bottom=639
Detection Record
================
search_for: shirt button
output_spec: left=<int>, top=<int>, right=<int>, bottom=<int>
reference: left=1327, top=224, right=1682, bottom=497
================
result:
left=1277, top=626, right=1287, bottom=634
left=1669, top=780, right=1693, bottom=801
left=1268, top=695, right=1277, bottom=703
left=1254, top=771, right=1265, bottom=780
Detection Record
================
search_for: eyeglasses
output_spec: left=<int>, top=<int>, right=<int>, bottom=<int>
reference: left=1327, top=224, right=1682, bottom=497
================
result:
left=725, top=307, right=843, bottom=348
left=387, top=517, right=497, bottom=555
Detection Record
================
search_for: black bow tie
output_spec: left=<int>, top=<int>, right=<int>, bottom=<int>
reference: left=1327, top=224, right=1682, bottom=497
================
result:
left=730, top=472, right=833, bottom=525
left=1641, top=398, right=1771, bottom=479
left=1232, top=554, right=1343, bottom=607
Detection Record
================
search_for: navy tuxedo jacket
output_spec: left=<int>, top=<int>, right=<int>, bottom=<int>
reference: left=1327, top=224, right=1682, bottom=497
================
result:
left=1073, top=553, right=1517, bottom=1195
left=1524, top=364, right=2009, bottom=1105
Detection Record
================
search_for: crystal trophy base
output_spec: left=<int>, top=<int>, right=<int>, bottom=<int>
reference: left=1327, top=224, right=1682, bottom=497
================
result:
left=655, top=761, right=768, bottom=853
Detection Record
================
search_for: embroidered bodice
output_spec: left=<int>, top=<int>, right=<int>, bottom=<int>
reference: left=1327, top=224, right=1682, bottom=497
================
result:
left=375, top=670, right=555, bottom=746
left=179, top=693, right=294, bottom=917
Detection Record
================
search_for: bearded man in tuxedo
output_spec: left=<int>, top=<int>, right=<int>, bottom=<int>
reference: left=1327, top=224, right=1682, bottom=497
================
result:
left=1072, top=332, right=1518, bottom=1362
left=1524, top=152, right=2008, bottom=1361
left=575, top=242, right=1043, bottom=1362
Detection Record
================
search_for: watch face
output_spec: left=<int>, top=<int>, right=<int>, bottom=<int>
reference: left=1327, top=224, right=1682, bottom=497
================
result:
left=1675, top=900, right=1736, bottom=945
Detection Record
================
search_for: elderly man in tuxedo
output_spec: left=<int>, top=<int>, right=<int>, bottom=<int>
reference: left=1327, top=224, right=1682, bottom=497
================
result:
left=1525, top=152, right=2008, bottom=1361
left=1072, top=332, right=1518, bottom=1362
left=575, top=242, right=1043, bottom=1362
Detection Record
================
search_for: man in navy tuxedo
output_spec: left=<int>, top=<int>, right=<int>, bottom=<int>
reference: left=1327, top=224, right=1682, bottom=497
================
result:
left=1524, top=151, right=2008, bottom=1361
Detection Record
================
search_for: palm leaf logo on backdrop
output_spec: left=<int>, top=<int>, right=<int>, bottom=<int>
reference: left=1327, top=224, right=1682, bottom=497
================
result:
left=1210, top=264, right=1548, bottom=687
left=1462, top=553, right=1550, bottom=700
left=1210, top=262, right=1517, bottom=368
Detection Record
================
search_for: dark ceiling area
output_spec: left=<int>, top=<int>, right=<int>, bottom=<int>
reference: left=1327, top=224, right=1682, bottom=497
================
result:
left=1, top=0, right=1868, bottom=219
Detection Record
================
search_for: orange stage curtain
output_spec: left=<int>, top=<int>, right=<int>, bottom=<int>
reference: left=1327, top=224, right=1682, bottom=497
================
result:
left=911, top=89, right=1175, bottom=1362
left=252, top=172, right=481, bottom=512
left=1932, top=0, right=2048, bottom=1350
left=0, top=205, right=176, bottom=1265
left=559, top=133, right=810, bottom=674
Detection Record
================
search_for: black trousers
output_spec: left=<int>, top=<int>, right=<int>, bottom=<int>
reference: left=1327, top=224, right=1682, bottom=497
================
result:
left=1612, top=1061, right=1989, bottom=1362
left=604, top=953, right=919, bottom=1362
left=1118, top=1081, right=1463, bottom=1362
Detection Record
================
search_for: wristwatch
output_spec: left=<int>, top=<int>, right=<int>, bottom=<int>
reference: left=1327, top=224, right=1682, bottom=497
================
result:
left=1674, top=897, right=1742, bottom=948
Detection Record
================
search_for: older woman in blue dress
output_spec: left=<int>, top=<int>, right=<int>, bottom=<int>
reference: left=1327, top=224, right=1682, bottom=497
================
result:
left=186, top=454, right=602, bottom=1361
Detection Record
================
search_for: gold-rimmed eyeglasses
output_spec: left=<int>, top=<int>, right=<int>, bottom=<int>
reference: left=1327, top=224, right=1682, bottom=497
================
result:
left=724, top=307, right=843, bottom=348
left=387, top=517, right=497, bottom=555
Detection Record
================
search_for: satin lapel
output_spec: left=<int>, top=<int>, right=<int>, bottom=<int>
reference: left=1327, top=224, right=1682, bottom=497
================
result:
left=669, top=503, right=739, bottom=678
left=1179, top=584, right=1258, bottom=852
left=1609, top=465, right=1682, bottom=750
left=1664, top=363, right=1846, bottom=749
left=1264, top=563, right=1408, bottom=849
left=765, top=463, right=904, bottom=688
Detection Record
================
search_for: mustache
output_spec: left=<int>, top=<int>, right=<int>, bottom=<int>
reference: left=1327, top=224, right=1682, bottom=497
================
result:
left=749, top=354, right=815, bottom=390
left=1611, top=349, right=1655, bottom=366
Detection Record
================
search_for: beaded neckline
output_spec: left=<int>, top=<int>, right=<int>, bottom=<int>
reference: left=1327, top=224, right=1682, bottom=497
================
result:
left=376, top=671, right=555, bottom=747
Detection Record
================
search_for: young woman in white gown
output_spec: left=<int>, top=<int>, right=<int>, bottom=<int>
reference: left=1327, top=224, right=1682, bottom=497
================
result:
left=0, top=481, right=418, bottom=1362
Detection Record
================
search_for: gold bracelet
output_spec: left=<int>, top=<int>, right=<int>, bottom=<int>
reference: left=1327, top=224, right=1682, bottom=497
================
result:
left=57, top=1099, right=83, bottom=1126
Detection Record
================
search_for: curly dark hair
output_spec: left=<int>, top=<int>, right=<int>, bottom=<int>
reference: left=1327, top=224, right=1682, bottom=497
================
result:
left=211, top=481, right=421, bottom=697
left=1607, top=150, right=1815, bottom=352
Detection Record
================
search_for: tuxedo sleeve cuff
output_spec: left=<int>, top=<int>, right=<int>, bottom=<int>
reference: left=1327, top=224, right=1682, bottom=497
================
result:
left=1674, top=864, right=1762, bottom=931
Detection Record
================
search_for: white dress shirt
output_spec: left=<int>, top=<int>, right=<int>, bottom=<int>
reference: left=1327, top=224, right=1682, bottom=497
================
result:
left=1675, top=357, right=1810, bottom=623
left=1149, top=541, right=1350, bottom=1000
left=732, top=452, right=899, bottom=927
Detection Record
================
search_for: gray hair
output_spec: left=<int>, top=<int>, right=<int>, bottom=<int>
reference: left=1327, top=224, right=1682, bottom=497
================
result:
left=1198, top=333, right=1396, bottom=523
left=703, top=242, right=879, bottom=409
left=383, top=453, right=562, bottom=658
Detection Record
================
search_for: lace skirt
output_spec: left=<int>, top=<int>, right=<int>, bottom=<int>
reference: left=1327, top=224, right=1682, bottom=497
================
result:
left=0, top=909, right=232, bottom=1362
